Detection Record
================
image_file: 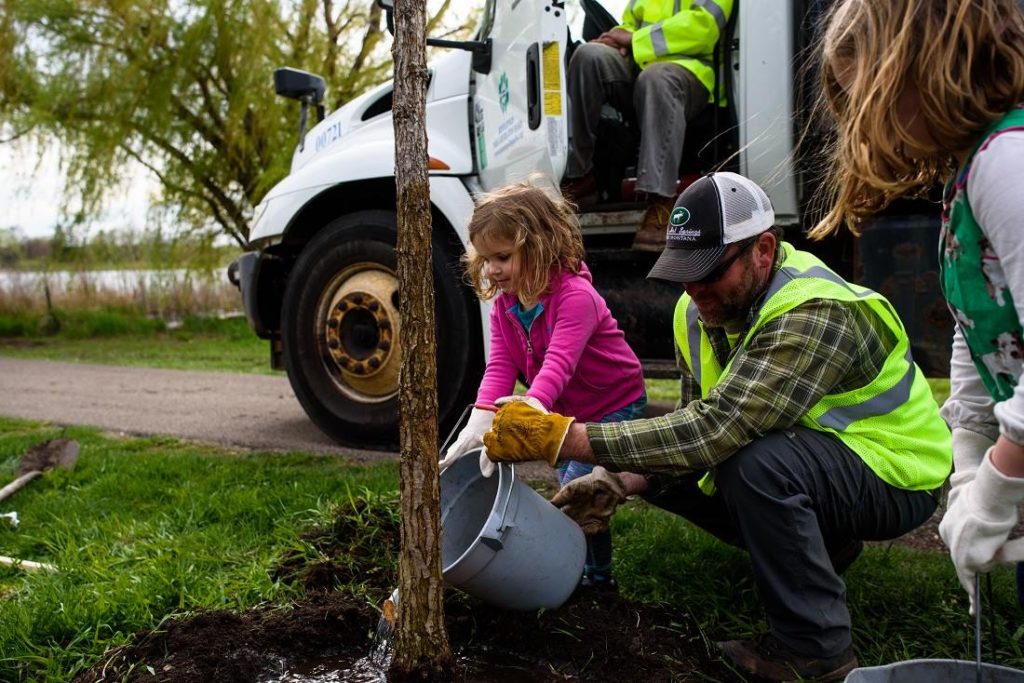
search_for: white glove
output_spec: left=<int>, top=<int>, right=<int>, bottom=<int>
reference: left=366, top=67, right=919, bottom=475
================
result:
left=438, top=408, right=495, bottom=476
left=494, top=394, right=548, bottom=413
left=946, top=428, right=996, bottom=510
left=939, top=448, right=1024, bottom=615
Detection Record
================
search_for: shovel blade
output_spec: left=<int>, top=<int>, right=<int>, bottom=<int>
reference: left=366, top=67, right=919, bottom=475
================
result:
left=16, top=439, right=80, bottom=476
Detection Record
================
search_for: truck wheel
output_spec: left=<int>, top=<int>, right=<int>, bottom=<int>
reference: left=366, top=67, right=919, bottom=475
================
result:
left=281, top=210, right=483, bottom=449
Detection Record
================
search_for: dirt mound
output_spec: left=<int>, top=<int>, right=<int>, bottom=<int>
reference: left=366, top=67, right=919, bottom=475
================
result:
left=71, top=489, right=959, bottom=682
left=72, top=494, right=737, bottom=682
left=73, top=593, right=372, bottom=683
left=73, top=589, right=736, bottom=682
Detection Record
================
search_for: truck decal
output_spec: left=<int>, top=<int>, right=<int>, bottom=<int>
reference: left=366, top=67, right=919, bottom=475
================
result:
left=493, top=117, right=526, bottom=157
left=541, top=41, right=562, bottom=116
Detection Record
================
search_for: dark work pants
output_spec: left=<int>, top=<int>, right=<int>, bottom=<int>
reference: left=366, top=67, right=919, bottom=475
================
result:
left=565, top=42, right=707, bottom=198
left=642, top=426, right=937, bottom=658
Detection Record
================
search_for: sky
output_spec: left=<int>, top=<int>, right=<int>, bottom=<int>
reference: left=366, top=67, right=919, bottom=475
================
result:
left=1, top=0, right=629, bottom=240
left=0, top=140, right=159, bottom=239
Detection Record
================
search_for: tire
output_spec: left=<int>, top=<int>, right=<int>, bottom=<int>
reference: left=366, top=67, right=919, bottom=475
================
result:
left=281, top=210, right=483, bottom=450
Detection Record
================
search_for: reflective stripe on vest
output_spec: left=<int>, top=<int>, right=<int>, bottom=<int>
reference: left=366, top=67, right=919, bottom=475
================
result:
left=692, top=0, right=727, bottom=31
left=673, top=242, right=951, bottom=492
left=620, top=0, right=733, bottom=102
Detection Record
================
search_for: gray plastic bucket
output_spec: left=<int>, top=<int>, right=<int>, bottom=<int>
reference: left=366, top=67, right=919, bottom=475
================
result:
left=439, top=450, right=585, bottom=610
left=844, top=659, right=1024, bottom=682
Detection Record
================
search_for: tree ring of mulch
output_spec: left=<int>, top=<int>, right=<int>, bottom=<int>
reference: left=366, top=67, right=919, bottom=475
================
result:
left=73, top=589, right=740, bottom=682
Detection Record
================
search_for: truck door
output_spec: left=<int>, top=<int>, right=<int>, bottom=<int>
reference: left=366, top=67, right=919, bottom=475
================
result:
left=472, top=0, right=569, bottom=190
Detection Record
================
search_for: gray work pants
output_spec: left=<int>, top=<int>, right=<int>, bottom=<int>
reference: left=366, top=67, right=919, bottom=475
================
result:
left=642, top=426, right=937, bottom=658
left=565, top=42, right=708, bottom=198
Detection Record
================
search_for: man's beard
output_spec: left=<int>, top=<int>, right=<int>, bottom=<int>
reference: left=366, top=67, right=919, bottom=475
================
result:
left=694, top=258, right=769, bottom=329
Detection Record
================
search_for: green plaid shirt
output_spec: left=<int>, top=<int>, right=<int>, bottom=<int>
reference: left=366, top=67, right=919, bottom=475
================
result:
left=587, top=280, right=895, bottom=475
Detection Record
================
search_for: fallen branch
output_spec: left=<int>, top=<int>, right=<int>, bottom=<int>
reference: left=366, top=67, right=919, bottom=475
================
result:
left=0, top=555, right=56, bottom=572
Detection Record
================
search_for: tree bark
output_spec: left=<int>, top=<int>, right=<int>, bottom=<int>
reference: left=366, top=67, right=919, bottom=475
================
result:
left=388, top=0, right=454, bottom=680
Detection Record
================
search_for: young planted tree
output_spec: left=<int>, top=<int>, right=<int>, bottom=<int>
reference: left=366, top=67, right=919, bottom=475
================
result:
left=388, top=0, right=453, bottom=679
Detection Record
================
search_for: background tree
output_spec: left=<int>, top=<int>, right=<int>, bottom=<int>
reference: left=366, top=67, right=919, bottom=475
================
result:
left=389, top=0, right=453, bottom=679
left=0, top=0, right=467, bottom=246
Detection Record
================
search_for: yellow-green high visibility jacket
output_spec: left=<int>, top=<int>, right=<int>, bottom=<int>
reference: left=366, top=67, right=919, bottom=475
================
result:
left=617, top=0, right=734, bottom=103
left=673, top=243, right=951, bottom=492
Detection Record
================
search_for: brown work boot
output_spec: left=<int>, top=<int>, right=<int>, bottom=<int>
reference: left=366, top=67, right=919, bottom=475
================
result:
left=718, top=634, right=858, bottom=682
left=560, top=173, right=599, bottom=206
left=632, top=195, right=676, bottom=252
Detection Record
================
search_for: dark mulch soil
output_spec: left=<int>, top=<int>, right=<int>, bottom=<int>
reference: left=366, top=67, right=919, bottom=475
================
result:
left=72, top=593, right=373, bottom=683
left=72, top=588, right=737, bottom=683
left=72, top=482, right=959, bottom=683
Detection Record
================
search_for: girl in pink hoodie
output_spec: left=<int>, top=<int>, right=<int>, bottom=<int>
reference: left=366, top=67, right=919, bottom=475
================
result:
left=440, top=180, right=647, bottom=590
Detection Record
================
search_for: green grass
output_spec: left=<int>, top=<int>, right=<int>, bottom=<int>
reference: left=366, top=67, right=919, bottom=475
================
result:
left=0, top=416, right=1019, bottom=680
left=0, top=313, right=271, bottom=375
left=613, top=503, right=1024, bottom=670
left=0, top=417, right=397, bottom=682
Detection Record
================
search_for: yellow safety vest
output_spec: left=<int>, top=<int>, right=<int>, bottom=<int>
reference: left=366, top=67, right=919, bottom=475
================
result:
left=617, top=0, right=734, bottom=103
left=673, top=243, right=951, bottom=492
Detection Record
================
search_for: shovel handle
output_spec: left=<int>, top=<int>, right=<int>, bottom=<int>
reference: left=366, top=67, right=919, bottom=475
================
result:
left=0, top=470, right=42, bottom=503
left=975, top=574, right=982, bottom=683
left=0, top=555, right=55, bottom=572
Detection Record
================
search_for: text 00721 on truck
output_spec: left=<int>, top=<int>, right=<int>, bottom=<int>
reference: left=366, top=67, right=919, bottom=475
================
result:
left=229, top=0, right=951, bottom=450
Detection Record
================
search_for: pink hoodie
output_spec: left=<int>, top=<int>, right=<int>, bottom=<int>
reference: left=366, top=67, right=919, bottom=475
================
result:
left=476, top=263, right=646, bottom=423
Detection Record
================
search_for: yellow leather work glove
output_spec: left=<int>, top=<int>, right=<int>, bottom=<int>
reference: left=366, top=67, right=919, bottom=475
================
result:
left=550, top=466, right=627, bottom=535
left=482, top=400, right=574, bottom=467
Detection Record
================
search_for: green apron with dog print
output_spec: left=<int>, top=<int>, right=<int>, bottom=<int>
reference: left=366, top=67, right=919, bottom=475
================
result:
left=939, top=108, right=1024, bottom=402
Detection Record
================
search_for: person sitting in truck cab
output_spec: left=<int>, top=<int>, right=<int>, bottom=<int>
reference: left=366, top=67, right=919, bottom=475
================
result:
left=560, top=0, right=733, bottom=252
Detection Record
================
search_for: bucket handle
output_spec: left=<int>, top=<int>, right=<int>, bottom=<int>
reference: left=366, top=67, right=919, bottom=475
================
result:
left=479, top=464, right=516, bottom=550
left=440, top=404, right=476, bottom=455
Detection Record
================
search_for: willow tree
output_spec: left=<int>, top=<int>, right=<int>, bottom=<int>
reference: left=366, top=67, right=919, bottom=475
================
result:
left=0, top=0, right=464, bottom=245
left=388, top=0, right=453, bottom=679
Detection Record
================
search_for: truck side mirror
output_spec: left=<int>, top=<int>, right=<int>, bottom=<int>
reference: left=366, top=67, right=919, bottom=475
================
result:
left=273, top=67, right=327, bottom=152
left=374, top=0, right=490, bottom=74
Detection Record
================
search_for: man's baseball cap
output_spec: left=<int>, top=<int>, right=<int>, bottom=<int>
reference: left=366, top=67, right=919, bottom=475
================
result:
left=647, top=172, right=775, bottom=283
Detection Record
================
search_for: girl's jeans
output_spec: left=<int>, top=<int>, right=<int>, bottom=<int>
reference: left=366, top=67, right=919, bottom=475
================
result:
left=557, top=393, right=647, bottom=580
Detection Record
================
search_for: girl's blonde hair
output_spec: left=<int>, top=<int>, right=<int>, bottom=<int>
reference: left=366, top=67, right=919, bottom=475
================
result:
left=810, top=0, right=1024, bottom=239
left=464, top=180, right=584, bottom=306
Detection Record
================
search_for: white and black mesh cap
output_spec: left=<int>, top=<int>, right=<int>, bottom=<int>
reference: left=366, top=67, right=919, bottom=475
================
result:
left=647, top=172, right=775, bottom=283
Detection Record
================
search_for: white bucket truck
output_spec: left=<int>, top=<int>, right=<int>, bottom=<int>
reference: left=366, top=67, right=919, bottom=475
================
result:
left=230, top=0, right=948, bottom=448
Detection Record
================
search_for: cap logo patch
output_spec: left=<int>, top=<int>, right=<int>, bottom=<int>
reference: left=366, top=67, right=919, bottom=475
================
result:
left=668, top=205, right=702, bottom=241
left=670, top=207, right=690, bottom=226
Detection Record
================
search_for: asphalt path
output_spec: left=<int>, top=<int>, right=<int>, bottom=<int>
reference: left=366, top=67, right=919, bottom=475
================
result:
left=0, top=357, right=380, bottom=460
left=1, top=358, right=603, bottom=482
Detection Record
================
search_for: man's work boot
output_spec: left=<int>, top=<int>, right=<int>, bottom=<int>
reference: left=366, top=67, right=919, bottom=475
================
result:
left=632, top=195, right=675, bottom=252
left=717, top=634, right=858, bottom=682
left=560, top=173, right=599, bottom=207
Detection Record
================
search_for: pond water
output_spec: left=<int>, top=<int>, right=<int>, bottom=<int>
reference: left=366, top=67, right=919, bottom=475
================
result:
left=0, top=268, right=231, bottom=294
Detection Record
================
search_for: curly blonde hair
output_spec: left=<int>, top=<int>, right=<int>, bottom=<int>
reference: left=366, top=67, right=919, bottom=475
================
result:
left=809, top=0, right=1024, bottom=239
left=463, top=181, right=584, bottom=306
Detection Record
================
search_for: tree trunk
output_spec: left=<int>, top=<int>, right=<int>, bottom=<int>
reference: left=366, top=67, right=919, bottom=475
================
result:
left=388, top=0, right=454, bottom=680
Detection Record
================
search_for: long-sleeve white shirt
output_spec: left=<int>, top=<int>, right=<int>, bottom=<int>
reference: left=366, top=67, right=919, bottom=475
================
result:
left=941, top=130, right=1024, bottom=444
